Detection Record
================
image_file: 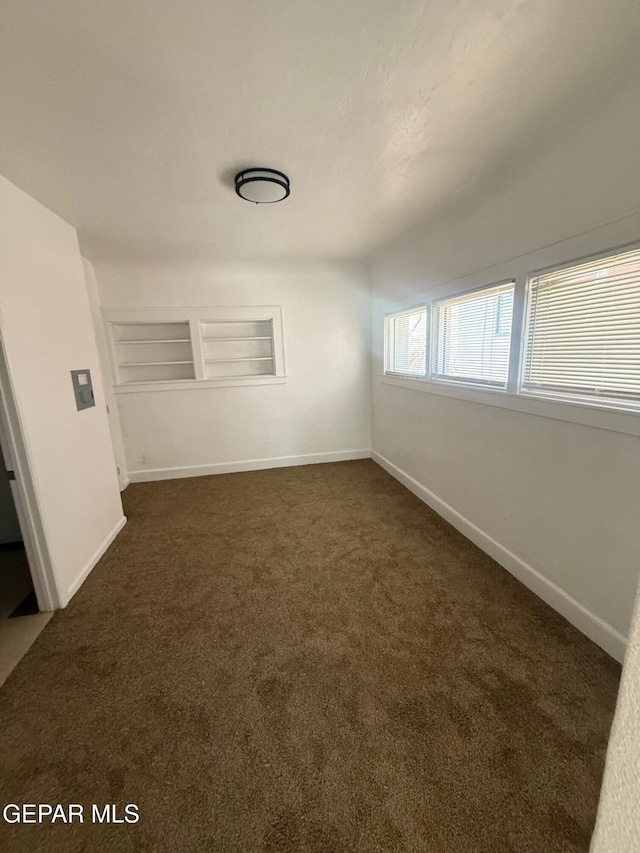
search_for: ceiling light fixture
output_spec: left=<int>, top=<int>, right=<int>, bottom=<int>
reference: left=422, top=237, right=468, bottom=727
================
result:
left=235, top=168, right=290, bottom=204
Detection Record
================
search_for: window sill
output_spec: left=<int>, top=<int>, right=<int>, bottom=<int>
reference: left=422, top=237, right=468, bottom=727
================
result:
left=379, top=373, right=640, bottom=437
left=114, top=376, right=288, bottom=394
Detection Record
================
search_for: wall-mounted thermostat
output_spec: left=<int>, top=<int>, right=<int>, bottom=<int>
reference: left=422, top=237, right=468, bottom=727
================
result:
left=71, top=369, right=95, bottom=411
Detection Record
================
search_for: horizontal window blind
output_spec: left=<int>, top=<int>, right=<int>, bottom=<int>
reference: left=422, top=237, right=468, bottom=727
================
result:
left=386, top=307, right=426, bottom=376
left=432, top=282, right=515, bottom=386
left=522, top=248, right=640, bottom=403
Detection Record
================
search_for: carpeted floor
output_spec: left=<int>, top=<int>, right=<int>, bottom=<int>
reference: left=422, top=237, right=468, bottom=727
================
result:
left=0, top=460, right=621, bottom=852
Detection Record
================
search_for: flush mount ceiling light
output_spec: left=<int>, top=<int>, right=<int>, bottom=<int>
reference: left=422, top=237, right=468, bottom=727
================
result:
left=235, top=168, right=290, bottom=204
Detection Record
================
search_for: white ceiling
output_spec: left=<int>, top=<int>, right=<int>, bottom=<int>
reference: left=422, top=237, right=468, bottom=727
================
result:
left=0, top=0, right=638, bottom=264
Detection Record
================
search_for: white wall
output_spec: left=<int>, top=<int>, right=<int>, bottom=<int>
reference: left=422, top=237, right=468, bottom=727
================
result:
left=591, top=580, right=640, bottom=852
left=94, top=261, right=371, bottom=479
left=83, top=258, right=129, bottom=490
left=369, top=80, right=640, bottom=660
left=0, top=175, right=125, bottom=607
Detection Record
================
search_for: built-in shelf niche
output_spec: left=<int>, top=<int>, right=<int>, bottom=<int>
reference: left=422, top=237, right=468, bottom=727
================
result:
left=112, top=321, right=195, bottom=383
left=201, top=320, right=275, bottom=379
left=104, top=308, right=286, bottom=392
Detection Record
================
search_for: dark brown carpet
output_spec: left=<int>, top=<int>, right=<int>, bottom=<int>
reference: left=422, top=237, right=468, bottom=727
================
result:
left=0, top=460, right=620, bottom=852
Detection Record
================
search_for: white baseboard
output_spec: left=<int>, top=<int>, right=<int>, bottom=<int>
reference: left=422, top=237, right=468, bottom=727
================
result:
left=120, top=476, right=130, bottom=492
left=371, top=450, right=627, bottom=663
left=129, top=449, right=372, bottom=483
left=64, top=515, right=127, bottom=605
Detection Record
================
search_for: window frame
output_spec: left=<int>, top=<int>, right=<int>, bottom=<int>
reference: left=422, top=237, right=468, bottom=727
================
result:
left=379, top=240, right=640, bottom=437
left=517, top=247, right=640, bottom=412
left=383, top=303, right=428, bottom=378
left=429, top=279, right=516, bottom=390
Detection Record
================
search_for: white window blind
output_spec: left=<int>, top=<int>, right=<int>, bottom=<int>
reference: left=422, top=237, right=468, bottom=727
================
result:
left=385, top=307, right=427, bottom=376
left=522, top=248, right=640, bottom=404
left=431, top=282, right=515, bottom=386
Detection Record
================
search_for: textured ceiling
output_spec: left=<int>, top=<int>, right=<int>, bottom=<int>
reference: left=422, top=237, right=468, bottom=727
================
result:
left=0, top=0, right=638, bottom=263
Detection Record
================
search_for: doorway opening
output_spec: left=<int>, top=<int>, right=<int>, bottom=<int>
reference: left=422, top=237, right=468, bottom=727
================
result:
left=0, top=454, right=34, bottom=615
left=0, top=469, right=51, bottom=681
left=0, top=446, right=52, bottom=685
left=0, top=334, right=56, bottom=685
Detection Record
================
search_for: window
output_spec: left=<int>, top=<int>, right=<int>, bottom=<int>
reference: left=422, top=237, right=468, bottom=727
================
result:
left=522, top=248, right=640, bottom=406
left=382, top=243, right=640, bottom=428
left=385, top=306, right=427, bottom=376
left=431, top=282, right=515, bottom=387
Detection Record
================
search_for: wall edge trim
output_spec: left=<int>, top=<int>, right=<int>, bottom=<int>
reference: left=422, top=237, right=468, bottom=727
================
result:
left=64, top=515, right=127, bottom=605
left=371, top=449, right=627, bottom=662
left=129, top=449, right=372, bottom=482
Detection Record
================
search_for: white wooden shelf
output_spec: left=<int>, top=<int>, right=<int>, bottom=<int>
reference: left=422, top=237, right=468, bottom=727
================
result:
left=205, top=357, right=273, bottom=363
left=104, top=308, right=286, bottom=391
left=122, top=361, right=194, bottom=367
left=202, top=336, right=271, bottom=342
left=117, top=339, right=191, bottom=344
left=120, top=377, right=194, bottom=385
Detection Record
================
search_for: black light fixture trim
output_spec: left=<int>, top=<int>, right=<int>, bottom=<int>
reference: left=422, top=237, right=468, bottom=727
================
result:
left=235, top=168, right=290, bottom=204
